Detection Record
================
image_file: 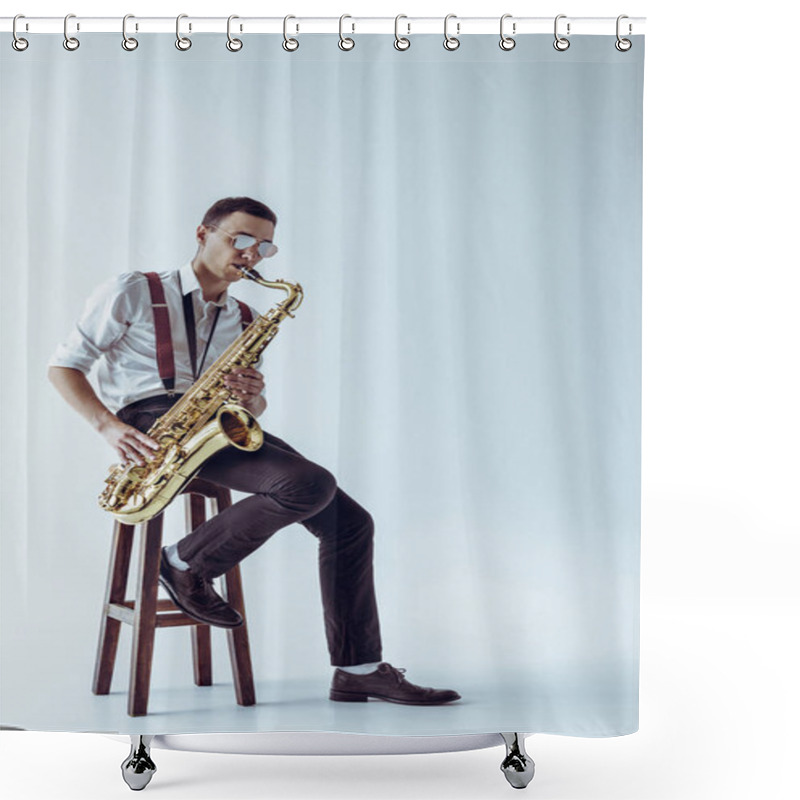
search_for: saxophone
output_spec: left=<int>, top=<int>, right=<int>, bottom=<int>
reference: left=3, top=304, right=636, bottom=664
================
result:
left=98, top=266, right=303, bottom=523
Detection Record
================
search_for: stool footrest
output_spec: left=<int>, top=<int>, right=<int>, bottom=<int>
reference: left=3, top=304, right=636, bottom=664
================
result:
left=107, top=600, right=206, bottom=628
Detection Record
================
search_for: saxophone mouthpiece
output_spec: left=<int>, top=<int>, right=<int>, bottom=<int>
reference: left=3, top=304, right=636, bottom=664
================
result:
left=238, top=265, right=263, bottom=281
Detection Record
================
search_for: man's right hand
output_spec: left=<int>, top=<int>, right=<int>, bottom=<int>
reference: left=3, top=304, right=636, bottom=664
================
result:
left=97, top=417, right=160, bottom=466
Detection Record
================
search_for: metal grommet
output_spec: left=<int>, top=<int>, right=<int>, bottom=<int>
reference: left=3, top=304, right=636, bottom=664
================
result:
left=122, top=14, right=138, bottom=51
left=553, top=14, right=570, bottom=51
left=283, top=15, right=299, bottom=51
left=615, top=15, right=632, bottom=51
left=176, top=14, right=192, bottom=50
left=394, top=14, right=410, bottom=50
left=499, top=13, right=516, bottom=51
left=63, top=13, right=80, bottom=51
left=338, top=14, right=355, bottom=51
left=443, top=14, right=460, bottom=51
left=226, top=15, right=243, bottom=51
left=12, top=15, right=29, bottom=51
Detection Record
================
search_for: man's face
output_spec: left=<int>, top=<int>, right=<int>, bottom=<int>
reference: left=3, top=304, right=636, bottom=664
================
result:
left=197, top=211, right=276, bottom=283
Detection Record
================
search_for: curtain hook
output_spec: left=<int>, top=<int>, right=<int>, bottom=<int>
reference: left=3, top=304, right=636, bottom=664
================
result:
left=283, top=15, right=299, bottom=51
left=615, top=15, right=632, bottom=51
left=12, top=14, right=29, bottom=51
left=499, top=13, right=516, bottom=51
left=122, top=14, right=138, bottom=51
left=176, top=14, right=192, bottom=50
left=553, top=14, right=570, bottom=51
left=226, top=14, right=243, bottom=51
left=443, top=13, right=460, bottom=51
left=63, top=13, right=80, bottom=51
left=394, top=14, right=410, bottom=50
left=338, top=14, right=355, bottom=51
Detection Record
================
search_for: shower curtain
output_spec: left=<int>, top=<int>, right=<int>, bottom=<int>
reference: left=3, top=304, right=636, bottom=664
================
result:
left=0, top=28, right=644, bottom=738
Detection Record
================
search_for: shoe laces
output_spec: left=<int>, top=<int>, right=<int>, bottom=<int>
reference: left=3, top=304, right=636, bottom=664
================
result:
left=188, top=570, right=209, bottom=589
left=387, top=665, right=407, bottom=684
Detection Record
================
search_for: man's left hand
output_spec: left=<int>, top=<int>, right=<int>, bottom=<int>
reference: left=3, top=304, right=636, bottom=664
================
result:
left=224, top=367, right=266, bottom=414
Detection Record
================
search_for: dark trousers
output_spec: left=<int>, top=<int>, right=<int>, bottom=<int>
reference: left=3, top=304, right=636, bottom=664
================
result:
left=117, top=396, right=383, bottom=667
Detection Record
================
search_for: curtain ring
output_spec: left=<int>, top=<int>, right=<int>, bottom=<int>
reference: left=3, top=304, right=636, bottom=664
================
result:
left=553, top=14, right=570, bottom=51
left=499, top=14, right=516, bottom=51
left=443, top=14, right=460, bottom=51
left=122, top=14, right=138, bottom=51
left=63, top=13, right=80, bottom=51
left=339, top=14, right=355, bottom=50
left=283, top=15, right=299, bottom=51
left=615, top=15, right=632, bottom=51
left=226, top=15, right=243, bottom=51
left=394, top=14, right=410, bottom=50
left=12, top=15, right=29, bottom=52
left=176, top=14, right=192, bottom=50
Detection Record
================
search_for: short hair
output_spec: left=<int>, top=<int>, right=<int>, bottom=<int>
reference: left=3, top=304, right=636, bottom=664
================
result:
left=201, top=197, right=278, bottom=228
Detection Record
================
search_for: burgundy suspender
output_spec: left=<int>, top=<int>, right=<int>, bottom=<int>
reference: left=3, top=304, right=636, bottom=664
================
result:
left=144, top=272, right=254, bottom=397
left=144, top=272, right=176, bottom=397
left=237, top=299, right=253, bottom=329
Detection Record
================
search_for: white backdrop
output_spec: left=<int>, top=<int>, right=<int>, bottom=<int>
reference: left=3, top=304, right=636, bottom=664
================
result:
left=1, top=0, right=798, bottom=798
left=1, top=20, right=642, bottom=737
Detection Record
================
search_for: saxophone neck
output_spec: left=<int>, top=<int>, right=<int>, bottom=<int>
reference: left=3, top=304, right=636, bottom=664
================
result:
left=238, top=266, right=303, bottom=316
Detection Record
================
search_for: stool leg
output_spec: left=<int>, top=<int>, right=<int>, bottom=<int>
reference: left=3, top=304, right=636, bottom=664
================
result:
left=128, top=514, right=163, bottom=717
left=212, top=490, right=256, bottom=707
left=223, top=564, right=256, bottom=706
left=92, top=521, right=135, bottom=695
left=186, top=493, right=213, bottom=686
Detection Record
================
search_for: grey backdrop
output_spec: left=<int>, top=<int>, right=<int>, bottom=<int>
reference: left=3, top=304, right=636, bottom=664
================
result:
left=0, top=33, right=643, bottom=736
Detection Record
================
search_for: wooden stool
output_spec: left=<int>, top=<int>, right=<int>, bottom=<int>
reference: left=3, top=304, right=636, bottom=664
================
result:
left=92, top=478, right=256, bottom=717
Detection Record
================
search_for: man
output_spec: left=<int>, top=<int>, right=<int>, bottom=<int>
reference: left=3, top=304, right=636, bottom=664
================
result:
left=48, top=196, right=460, bottom=706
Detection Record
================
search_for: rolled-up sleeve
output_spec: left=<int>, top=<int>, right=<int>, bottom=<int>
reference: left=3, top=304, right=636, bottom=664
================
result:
left=48, top=274, right=135, bottom=374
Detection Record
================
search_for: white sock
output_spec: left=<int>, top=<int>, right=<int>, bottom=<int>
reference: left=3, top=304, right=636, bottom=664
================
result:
left=165, top=543, right=191, bottom=571
left=338, top=662, right=382, bottom=675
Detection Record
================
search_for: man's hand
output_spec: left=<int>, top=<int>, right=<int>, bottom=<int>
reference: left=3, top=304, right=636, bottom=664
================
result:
left=224, top=367, right=266, bottom=416
left=97, top=416, right=160, bottom=467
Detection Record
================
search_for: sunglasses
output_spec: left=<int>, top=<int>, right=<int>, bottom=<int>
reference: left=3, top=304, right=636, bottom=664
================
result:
left=209, top=225, right=278, bottom=258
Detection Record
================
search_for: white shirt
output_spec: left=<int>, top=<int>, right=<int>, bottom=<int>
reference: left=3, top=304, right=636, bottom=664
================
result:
left=48, top=261, right=263, bottom=412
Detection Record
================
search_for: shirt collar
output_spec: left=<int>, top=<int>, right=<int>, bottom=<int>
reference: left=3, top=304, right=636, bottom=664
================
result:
left=178, top=261, right=229, bottom=308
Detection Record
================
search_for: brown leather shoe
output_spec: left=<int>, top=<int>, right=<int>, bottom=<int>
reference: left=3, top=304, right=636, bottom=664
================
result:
left=158, top=547, right=243, bottom=629
left=330, top=662, right=461, bottom=705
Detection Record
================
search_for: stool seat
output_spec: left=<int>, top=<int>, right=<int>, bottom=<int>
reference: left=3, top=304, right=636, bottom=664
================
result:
left=92, top=478, right=256, bottom=716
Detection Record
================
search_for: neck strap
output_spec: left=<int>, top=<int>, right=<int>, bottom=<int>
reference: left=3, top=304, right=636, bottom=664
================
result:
left=178, top=273, right=222, bottom=381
